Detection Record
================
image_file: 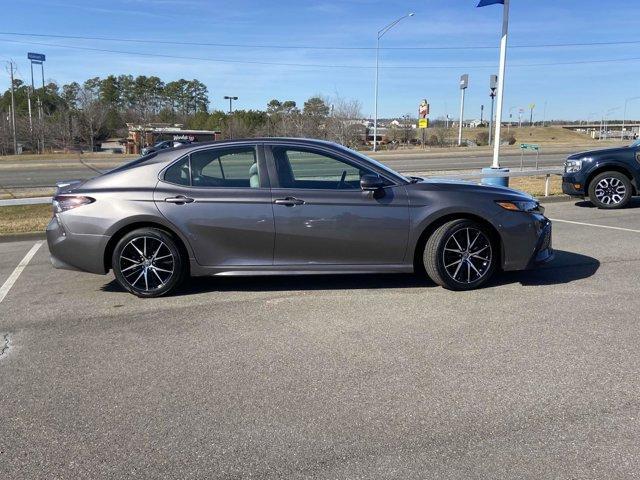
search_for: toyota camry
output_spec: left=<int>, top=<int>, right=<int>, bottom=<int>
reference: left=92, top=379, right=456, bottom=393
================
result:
left=47, top=138, right=553, bottom=297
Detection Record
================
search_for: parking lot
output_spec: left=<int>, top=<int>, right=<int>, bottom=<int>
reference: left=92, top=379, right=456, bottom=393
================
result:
left=1, top=199, right=639, bottom=478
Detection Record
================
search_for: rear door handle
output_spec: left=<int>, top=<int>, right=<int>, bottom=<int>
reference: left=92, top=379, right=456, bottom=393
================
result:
left=273, top=197, right=305, bottom=206
left=164, top=195, right=194, bottom=204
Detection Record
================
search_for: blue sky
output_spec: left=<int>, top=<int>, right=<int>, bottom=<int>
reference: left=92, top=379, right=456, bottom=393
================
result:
left=1, top=0, right=639, bottom=120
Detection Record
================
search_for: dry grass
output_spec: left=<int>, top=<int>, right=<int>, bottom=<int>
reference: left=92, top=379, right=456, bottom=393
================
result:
left=509, top=175, right=563, bottom=197
left=0, top=204, right=52, bottom=235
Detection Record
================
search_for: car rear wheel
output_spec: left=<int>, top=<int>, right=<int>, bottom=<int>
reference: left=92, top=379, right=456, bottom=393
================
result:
left=112, top=228, right=185, bottom=298
left=588, top=171, right=632, bottom=209
left=423, top=219, right=497, bottom=291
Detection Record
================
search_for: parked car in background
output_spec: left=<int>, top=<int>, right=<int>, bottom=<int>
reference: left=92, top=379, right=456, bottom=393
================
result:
left=47, top=138, right=553, bottom=297
left=563, top=140, right=640, bottom=209
left=141, top=139, right=191, bottom=156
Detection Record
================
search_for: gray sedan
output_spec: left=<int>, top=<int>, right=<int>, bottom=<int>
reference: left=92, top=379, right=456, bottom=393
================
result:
left=47, top=138, right=553, bottom=297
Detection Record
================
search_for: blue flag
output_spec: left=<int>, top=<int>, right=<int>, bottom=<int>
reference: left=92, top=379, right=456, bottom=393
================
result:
left=477, top=0, right=504, bottom=6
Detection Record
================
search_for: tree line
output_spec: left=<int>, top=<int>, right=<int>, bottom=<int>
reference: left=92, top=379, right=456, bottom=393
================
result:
left=0, top=74, right=365, bottom=155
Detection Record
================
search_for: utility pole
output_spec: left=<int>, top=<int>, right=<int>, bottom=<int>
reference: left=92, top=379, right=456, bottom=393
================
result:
left=7, top=61, right=18, bottom=154
left=458, top=74, right=469, bottom=146
left=480, top=104, right=484, bottom=125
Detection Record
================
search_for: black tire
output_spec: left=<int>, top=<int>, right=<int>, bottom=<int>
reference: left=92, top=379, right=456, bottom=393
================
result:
left=112, top=228, right=185, bottom=298
left=588, top=171, right=632, bottom=209
left=423, top=219, right=497, bottom=291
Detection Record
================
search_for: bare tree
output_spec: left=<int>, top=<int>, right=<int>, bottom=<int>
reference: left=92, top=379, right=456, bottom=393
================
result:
left=325, top=96, right=365, bottom=148
left=77, top=85, right=108, bottom=151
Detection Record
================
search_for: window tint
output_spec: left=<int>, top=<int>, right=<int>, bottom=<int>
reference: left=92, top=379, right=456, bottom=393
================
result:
left=163, top=156, right=190, bottom=186
left=190, top=147, right=260, bottom=188
left=272, top=147, right=381, bottom=190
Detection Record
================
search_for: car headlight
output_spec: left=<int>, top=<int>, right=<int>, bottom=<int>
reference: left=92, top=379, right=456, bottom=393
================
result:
left=564, top=159, right=582, bottom=173
left=496, top=200, right=541, bottom=213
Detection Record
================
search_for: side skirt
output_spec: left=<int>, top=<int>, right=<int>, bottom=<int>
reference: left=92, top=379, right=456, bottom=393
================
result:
left=189, top=261, right=414, bottom=277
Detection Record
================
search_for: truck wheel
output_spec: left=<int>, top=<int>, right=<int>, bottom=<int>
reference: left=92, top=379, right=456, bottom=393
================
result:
left=423, top=219, right=497, bottom=291
left=588, top=171, right=632, bottom=209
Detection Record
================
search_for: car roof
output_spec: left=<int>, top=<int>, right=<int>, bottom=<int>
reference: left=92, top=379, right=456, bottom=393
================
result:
left=169, top=137, right=342, bottom=153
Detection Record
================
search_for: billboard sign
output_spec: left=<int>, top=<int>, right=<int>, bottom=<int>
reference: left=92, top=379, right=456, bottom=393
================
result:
left=27, top=52, right=46, bottom=62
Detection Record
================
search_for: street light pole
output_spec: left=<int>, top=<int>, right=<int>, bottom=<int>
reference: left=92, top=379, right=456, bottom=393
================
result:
left=373, top=12, right=414, bottom=152
left=224, top=95, right=238, bottom=139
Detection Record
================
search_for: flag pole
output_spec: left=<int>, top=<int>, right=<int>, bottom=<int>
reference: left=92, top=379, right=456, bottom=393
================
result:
left=491, top=0, right=509, bottom=169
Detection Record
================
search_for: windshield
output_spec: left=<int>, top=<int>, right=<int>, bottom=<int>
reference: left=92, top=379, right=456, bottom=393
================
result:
left=630, top=139, right=640, bottom=148
left=339, top=145, right=410, bottom=183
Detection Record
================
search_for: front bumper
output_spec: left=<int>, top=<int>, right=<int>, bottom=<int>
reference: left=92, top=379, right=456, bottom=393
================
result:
left=526, top=218, right=554, bottom=268
left=562, top=172, right=586, bottom=197
left=46, top=215, right=110, bottom=274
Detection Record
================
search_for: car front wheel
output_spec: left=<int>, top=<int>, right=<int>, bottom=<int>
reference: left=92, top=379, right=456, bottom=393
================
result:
left=112, top=228, right=185, bottom=298
left=423, top=219, right=497, bottom=291
left=588, top=171, right=632, bottom=209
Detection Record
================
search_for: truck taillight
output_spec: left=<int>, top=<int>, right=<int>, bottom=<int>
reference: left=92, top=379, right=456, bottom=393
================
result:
left=52, top=195, right=94, bottom=213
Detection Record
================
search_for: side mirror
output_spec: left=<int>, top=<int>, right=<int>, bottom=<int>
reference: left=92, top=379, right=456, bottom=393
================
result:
left=360, top=174, right=386, bottom=191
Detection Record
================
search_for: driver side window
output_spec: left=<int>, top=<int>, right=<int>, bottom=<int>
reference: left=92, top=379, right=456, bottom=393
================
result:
left=272, top=147, right=380, bottom=190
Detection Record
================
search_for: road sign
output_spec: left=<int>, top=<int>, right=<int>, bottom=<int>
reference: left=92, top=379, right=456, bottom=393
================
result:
left=27, top=52, right=46, bottom=62
left=520, top=143, right=539, bottom=151
left=459, top=74, right=469, bottom=90
left=418, top=118, right=428, bottom=129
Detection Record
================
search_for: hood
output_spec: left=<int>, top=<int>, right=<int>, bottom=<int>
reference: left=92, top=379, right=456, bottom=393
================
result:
left=415, top=176, right=535, bottom=200
left=567, top=145, right=633, bottom=160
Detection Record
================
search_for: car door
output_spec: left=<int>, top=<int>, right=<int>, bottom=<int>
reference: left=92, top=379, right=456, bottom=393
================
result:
left=154, top=144, right=275, bottom=266
left=266, top=144, right=410, bottom=266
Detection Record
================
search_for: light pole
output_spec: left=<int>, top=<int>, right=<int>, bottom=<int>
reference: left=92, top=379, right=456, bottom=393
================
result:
left=224, top=95, right=238, bottom=139
left=373, top=12, right=414, bottom=152
left=601, top=107, right=620, bottom=140
left=621, top=97, right=640, bottom=141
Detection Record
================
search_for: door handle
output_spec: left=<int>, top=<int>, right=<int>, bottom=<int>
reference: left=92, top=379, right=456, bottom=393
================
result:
left=274, top=197, right=305, bottom=206
left=164, top=195, right=194, bottom=204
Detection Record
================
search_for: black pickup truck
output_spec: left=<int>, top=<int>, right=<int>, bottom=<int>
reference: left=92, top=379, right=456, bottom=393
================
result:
left=562, top=139, right=640, bottom=209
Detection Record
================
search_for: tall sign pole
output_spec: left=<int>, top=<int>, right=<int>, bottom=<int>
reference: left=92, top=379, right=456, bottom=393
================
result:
left=488, top=74, right=497, bottom=145
left=458, top=74, right=469, bottom=146
left=28, top=53, right=46, bottom=153
left=488, top=0, right=509, bottom=169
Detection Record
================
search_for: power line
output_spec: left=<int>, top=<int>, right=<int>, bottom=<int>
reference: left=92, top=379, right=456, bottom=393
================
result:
left=2, top=38, right=640, bottom=70
left=1, top=31, right=640, bottom=51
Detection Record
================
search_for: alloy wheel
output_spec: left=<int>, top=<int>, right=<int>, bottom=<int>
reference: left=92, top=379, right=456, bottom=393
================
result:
left=594, top=177, right=627, bottom=206
left=119, top=236, right=175, bottom=292
left=442, top=227, right=493, bottom=284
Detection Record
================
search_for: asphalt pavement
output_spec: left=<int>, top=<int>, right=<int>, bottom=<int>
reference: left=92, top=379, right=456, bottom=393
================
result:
left=1, top=200, right=639, bottom=478
left=0, top=150, right=571, bottom=191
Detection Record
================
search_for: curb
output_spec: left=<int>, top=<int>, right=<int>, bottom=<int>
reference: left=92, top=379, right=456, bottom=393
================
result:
left=538, top=195, right=576, bottom=204
left=0, top=232, right=46, bottom=243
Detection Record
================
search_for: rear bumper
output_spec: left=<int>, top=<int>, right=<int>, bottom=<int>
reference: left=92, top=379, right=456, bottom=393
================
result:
left=46, top=215, right=109, bottom=274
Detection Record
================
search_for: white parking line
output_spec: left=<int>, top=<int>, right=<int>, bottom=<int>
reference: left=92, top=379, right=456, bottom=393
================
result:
left=0, top=241, right=44, bottom=304
left=550, top=218, right=640, bottom=234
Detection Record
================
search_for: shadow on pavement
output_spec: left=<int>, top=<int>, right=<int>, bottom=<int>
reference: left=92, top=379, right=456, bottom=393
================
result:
left=496, top=250, right=599, bottom=287
left=574, top=198, right=640, bottom=209
left=102, top=250, right=599, bottom=295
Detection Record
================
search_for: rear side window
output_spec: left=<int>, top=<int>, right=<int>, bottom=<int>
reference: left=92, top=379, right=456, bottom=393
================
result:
left=163, top=156, right=190, bottom=186
left=190, top=147, right=259, bottom=188
left=163, top=147, right=261, bottom=188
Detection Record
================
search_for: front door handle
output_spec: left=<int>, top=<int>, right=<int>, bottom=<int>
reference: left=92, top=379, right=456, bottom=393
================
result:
left=165, top=195, right=194, bottom=204
left=274, top=197, right=305, bottom=207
